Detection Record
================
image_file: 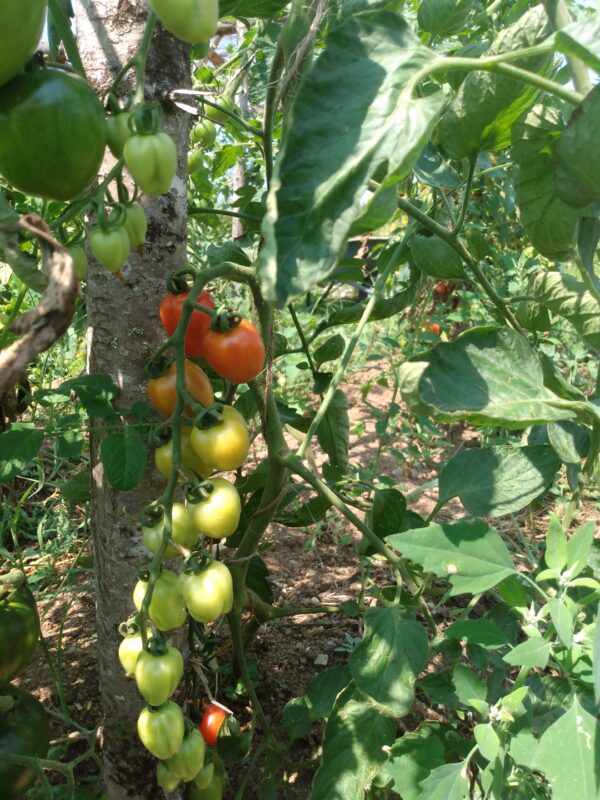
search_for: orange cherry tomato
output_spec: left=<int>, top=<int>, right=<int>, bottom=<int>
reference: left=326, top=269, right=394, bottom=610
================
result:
left=147, top=360, right=214, bottom=417
left=159, top=290, right=215, bottom=358
left=198, top=703, right=229, bottom=746
left=203, top=319, right=265, bottom=384
left=426, top=322, right=441, bottom=335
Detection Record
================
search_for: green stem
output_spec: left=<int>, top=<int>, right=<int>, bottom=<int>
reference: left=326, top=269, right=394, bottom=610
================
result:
left=228, top=611, right=274, bottom=738
left=542, top=0, right=592, bottom=95
left=453, top=154, right=477, bottom=236
left=263, top=42, right=285, bottom=188
left=188, top=206, right=262, bottom=222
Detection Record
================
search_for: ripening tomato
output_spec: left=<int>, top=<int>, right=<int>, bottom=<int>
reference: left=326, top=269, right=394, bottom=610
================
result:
left=203, top=319, right=265, bottom=384
left=186, top=478, right=241, bottom=539
left=189, top=405, right=249, bottom=472
left=198, top=703, right=229, bottom=747
left=426, top=322, right=441, bottom=335
left=160, top=290, right=215, bottom=358
left=147, top=360, right=214, bottom=417
left=142, top=502, right=198, bottom=558
left=155, top=431, right=213, bottom=481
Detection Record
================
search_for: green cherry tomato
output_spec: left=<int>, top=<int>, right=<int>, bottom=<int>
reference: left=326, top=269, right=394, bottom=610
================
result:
left=157, top=760, right=180, bottom=792
left=190, top=406, right=250, bottom=472
left=133, top=569, right=187, bottom=631
left=179, top=561, right=233, bottom=624
left=149, top=0, right=219, bottom=44
left=106, top=110, right=133, bottom=158
left=0, top=0, right=46, bottom=87
left=89, top=225, right=131, bottom=273
left=204, top=96, right=236, bottom=126
left=191, top=120, right=217, bottom=148
left=0, top=581, right=40, bottom=685
left=193, top=762, right=215, bottom=790
left=0, top=66, right=107, bottom=200
left=187, top=773, right=224, bottom=800
left=118, top=625, right=153, bottom=678
left=188, top=149, right=204, bottom=175
left=122, top=202, right=148, bottom=248
left=142, top=502, right=198, bottom=558
left=66, top=243, right=88, bottom=280
left=124, top=132, right=177, bottom=196
left=0, top=685, right=50, bottom=800
left=166, top=726, right=206, bottom=781
left=155, top=431, right=213, bottom=481
left=137, top=701, right=184, bottom=760
left=135, top=644, right=183, bottom=706
left=187, top=478, right=241, bottom=539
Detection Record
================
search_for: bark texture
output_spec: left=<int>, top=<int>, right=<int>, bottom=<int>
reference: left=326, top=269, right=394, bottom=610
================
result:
left=75, top=3, right=191, bottom=797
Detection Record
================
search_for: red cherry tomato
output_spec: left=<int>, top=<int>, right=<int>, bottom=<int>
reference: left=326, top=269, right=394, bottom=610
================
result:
left=426, top=322, right=441, bottom=335
left=159, top=290, right=215, bottom=358
left=147, top=360, right=214, bottom=417
left=203, top=319, right=265, bottom=384
left=198, top=703, right=229, bottom=746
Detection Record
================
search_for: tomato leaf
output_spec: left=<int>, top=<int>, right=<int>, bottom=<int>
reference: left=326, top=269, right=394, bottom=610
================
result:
left=554, top=11, right=600, bottom=74
left=417, top=0, right=473, bottom=36
left=409, top=234, right=466, bottom=280
left=379, top=730, right=446, bottom=800
left=259, top=10, right=442, bottom=306
left=438, top=444, right=560, bottom=517
left=0, top=426, right=44, bottom=482
left=413, top=762, right=469, bottom=800
left=100, top=430, right=147, bottom=491
left=316, top=390, right=349, bottom=470
left=533, top=271, right=600, bottom=351
left=503, top=638, right=550, bottom=669
left=554, top=86, right=600, bottom=209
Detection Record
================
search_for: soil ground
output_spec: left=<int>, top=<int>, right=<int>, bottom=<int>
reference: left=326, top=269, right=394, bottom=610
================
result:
left=10, top=367, right=596, bottom=798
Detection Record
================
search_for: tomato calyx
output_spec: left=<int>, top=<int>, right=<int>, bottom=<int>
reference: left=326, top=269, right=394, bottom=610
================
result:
left=144, top=631, right=169, bottom=657
left=139, top=502, right=165, bottom=529
left=209, top=308, right=242, bottom=334
left=144, top=354, right=173, bottom=380
left=118, top=616, right=145, bottom=639
left=148, top=424, right=173, bottom=449
left=166, top=269, right=196, bottom=296
left=131, top=101, right=162, bottom=136
left=184, top=481, right=215, bottom=505
left=194, top=403, right=225, bottom=430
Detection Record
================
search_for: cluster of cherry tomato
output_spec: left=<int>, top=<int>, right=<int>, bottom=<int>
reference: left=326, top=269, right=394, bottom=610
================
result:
left=117, top=283, right=264, bottom=797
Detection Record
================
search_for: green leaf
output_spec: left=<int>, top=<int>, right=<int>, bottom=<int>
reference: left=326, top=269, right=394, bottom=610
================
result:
left=593, top=602, right=600, bottom=705
left=0, top=427, right=44, bottom=482
left=566, top=520, right=596, bottom=578
left=512, top=105, right=583, bottom=260
left=258, top=10, right=442, bottom=306
left=349, top=607, right=428, bottom=717
left=453, top=663, right=487, bottom=709
left=306, top=665, right=352, bottom=721
left=386, top=519, right=517, bottom=596
left=409, top=234, right=466, bottom=280
left=47, top=0, right=86, bottom=77
left=547, top=421, right=590, bottom=465
left=309, top=684, right=395, bottom=800
left=349, top=183, right=399, bottom=236
left=275, top=494, right=332, bottom=528
left=438, top=445, right=560, bottom=517
left=544, top=513, right=568, bottom=573
left=577, top=215, right=600, bottom=288
left=503, top=638, right=550, bottom=669
left=417, top=0, right=473, bottom=36
left=413, top=143, right=461, bottom=189
left=555, top=12, right=600, bottom=76
left=314, top=335, right=346, bottom=365
left=2, top=249, right=49, bottom=293
left=55, top=431, right=85, bottom=459
left=554, top=86, right=600, bottom=208
left=398, top=326, right=579, bottom=428
left=99, top=430, right=147, bottom=491
left=445, top=618, right=510, bottom=649
left=533, top=271, right=600, bottom=352
left=531, top=698, right=600, bottom=800
left=546, top=597, right=573, bottom=648
left=381, top=730, right=445, bottom=800
left=438, top=6, right=552, bottom=158
left=282, top=696, right=313, bottom=742
left=414, top=762, right=469, bottom=800
left=473, top=723, right=500, bottom=762
left=316, top=390, right=349, bottom=469
left=245, top=555, right=273, bottom=604
left=219, top=0, right=289, bottom=19
left=58, top=466, right=91, bottom=503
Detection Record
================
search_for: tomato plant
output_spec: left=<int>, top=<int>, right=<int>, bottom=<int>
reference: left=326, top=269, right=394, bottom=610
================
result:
left=185, top=478, right=241, bottom=539
left=149, top=0, right=219, bottom=44
left=0, top=0, right=47, bottom=87
left=0, top=685, right=49, bottom=800
left=179, top=561, right=233, bottom=624
left=0, top=580, right=40, bottom=685
left=198, top=703, right=229, bottom=747
left=0, top=66, right=106, bottom=200
left=203, top=318, right=265, bottom=384
left=147, top=360, right=214, bottom=417
left=124, top=131, right=177, bottom=196
left=189, top=405, right=249, bottom=471
left=137, top=701, right=185, bottom=760
left=159, top=290, right=216, bottom=357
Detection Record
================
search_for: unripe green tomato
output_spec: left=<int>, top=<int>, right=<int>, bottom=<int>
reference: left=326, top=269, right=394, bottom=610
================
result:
left=124, top=132, right=177, bottom=196
left=155, top=432, right=213, bottom=481
left=191, top=120, right=217, bottom=147
left=0, top=1, right=46, bottom=87
left=149, top=0, right=219, bottom=44
left=106, top=110, right=133, bottom=158
left=193, top=762, right=215, bottom=790
left=88, top=225, right=130, bottom=272
left=190, top=406, right=250, bottom=472
left=179, top=561, right=233, bottom=624
left=205, top=96, right=236, bottom=126
left=122, top=202, right=148, bottom=248
left=187, top=478, right=241, bottom=539
left=134, top=645, right=183, bottom=706
left=133, top=569, right=187, bottom=631
left=66, top=243, right=88, bottom=280
left=166, top=726, right=206, bottom=781
left=188, top=149, right=204, bottom=175
left=118, top=627, right=152, bottom=677
left=142, top=503, right=198, bottom=558
left=137, top=701, right=184, bottom=760
left=187, top=773, right=224, bottom=800
left=157, top=760, right=180, bottom=791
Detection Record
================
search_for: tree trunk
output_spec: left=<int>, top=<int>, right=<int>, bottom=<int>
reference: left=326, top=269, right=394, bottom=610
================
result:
left=75, top=4, right=190, bottom=797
